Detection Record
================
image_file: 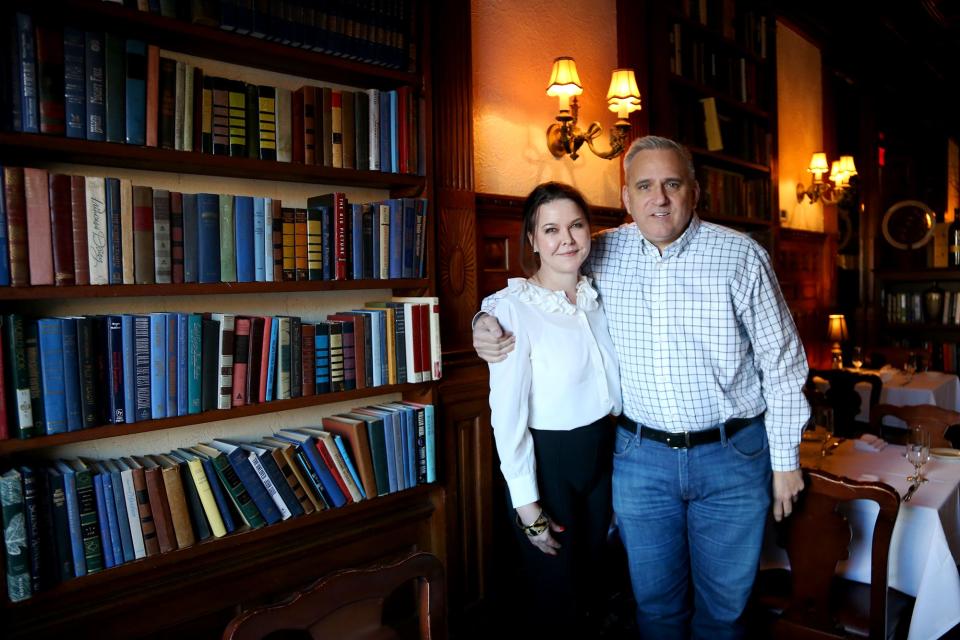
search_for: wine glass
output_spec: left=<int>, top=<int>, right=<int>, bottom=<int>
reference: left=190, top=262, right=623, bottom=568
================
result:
left=905, top=427, right=931, bottom=483
left=904, top=352, right=918, bottom=382
left=818, top=406, right=835, bottom=459
left=851, top=346, right=864, bottom=370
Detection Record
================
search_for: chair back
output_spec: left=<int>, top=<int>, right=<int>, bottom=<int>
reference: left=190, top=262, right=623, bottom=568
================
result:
left=222, top=551, right=446, bottom=640
left=775, top=469, right=900, bottom=640
left=870, top=403, right=959, bottom=448
left=806, top=369, right=883, bottom=437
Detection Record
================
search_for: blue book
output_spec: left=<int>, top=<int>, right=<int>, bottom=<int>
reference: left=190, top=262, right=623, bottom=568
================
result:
left=124, top=40, right=147, bottom=145
left=37, top=318, right=67, bottom=435
left=149, top=313, right=167, bottom=419
left=314, top=321, right=330, bottom=393
left=0, top=166, right=9, bottom=285
left=415, top=200, right=428, bottom=277
left=102, top=460, right=134, bottom=563
left=350, top=203, right=363, bottom=280
left=177, top=313, right=189, bottom=416
left=386, top=199, right=403, bottom=278
left=378, top=88, right=390, bottom=173
left=15, top=14, right=38, bottom=134
left=388, top=90, right=398, bottom=173
left=333, top=433, right=366, bottom=499
left=234, top=195, right=255, bottom=282
left=196, top=193, right=220, bottom=283
left=371, top=203, right=381, bottom=279
left=401, top=198, right=417, bottom=279
left=277, top=429, right=346, bottom=508
left=52, top=460, right=86, bottom=577
left=91, top=471, right=114, bottom=569
left=94, top=463, right=122, bottom=567
left=133, top=315, right=151, bottom=421
left=253, top=197, right=266, bottom=281
left=400, top=401, right=436, bottom=483
left=378, top=405, right=413, bottom=489
left=59, top=318, right=82, bottom=432
left=63, top=27, right=86, bottom=139
left=105, top=315, right=125, bottom=424
left=7, top=23, right=22, bottom=132
left=182, top=193, right=198, bottom=283
left=385, top=402, right=420, bottom=485
left=83, top=32, right=105, bottom=141
left=265, top=317, right=278, bottom=402
left=105, top=177, right=123, bottom=284
left=165, top=313, right=178, bottom=418
left=187, top=314, right=202, bottom=414
left=192, top=450, right=237, bottom=534
left=103, top=33, right=124, bottom=143
left=238, top=441, right=303, bottom=519
left=209, top=439, right=282, bottom=525
left=121, top=315, right=136, bottom=424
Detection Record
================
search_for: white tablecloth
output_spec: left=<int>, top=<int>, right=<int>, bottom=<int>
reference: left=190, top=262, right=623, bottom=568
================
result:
left=853, top=370, right=960, bottom=425
left=761, top=440, right=960, bottom=640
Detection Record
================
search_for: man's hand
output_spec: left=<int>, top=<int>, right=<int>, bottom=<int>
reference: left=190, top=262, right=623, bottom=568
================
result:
left=473, top=314, right=515, bottom=363
left=771, top=469, right=804, bottom=521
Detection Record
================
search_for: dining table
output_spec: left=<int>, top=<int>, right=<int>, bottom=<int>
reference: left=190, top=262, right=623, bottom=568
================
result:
left=845, top=367, right=960, bottom=426
left=760, top=438, right=960, bottom=640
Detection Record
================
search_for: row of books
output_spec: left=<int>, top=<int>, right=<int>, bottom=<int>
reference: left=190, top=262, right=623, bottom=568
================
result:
left=674, top=98, right=771, bottom=165
left=696, top=165, right=771, bottom=220
left=0, top=300, right=441, bottom=440
left=0, top=403, right=436, bottom=602
left=0, top=167, right=429, bottom=287
left=107, top=0, right=416, bottom=70
left=676, top=0, right=768, bottom=59
left=669, top=23, right=767, bottom=107
left=7, top=16, right=420, bottom=174
left=880, top=290, right=958, bottom=325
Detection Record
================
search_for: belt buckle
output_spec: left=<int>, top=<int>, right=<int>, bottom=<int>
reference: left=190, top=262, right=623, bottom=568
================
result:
left=667, top=432, right=691, bottom=449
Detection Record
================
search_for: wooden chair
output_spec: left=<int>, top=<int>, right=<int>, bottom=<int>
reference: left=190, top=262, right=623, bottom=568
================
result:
left=753, top=469, right=912, bottom=640
left=870, top=403, right=960, bottom=448
left=805, top=369, right=883, bottom=437
left=222, top=551, right=446, bottom=640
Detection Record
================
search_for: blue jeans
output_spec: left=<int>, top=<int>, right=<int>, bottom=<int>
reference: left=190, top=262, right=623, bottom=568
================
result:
left=612, top=418, right=772, bottom=640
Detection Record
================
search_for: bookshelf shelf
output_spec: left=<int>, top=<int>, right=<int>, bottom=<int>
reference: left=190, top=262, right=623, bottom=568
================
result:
left=0, top=278, right=429, bottom=301
left=667, top=8, right=766, bottom=64
left=874, top=268, right=960, bottom=282
left=687, top=146, right=771, bottom=173
left=669, top=75, right=770, bottom=120
left=0, top=382, right=430, bottom=455
left=26, top=0, right=420, bottom=87
left=0, top=133, right=427, bottom=190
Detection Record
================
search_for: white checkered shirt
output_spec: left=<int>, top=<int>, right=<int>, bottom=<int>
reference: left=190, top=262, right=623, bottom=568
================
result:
left=586, top=216, right=808, bottom=471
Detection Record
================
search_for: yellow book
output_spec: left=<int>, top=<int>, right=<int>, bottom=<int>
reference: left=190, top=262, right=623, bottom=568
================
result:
left=183, top=454, right=227, bottom=538
left=700, top=97, right=723, bottom=152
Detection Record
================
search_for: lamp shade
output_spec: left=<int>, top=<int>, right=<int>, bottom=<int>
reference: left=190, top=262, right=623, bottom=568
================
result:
left=546, top=57, right=583, bottom=97
left=606, top=68, right=641, bottom=117
left=808, top=152, right=829, bottom=179
left=829, top=160, right=844, bottom=187
left=838, top=155, right=857, bottom=177
left=827, top=314, right=848, bottom=342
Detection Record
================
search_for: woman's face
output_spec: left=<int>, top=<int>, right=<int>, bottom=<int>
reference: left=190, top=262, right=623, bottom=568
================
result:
left=528, top=198, right=591, bottom=277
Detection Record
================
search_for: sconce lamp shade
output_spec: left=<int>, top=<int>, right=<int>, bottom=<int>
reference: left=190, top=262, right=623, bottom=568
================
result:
left=807, top=152, right=829, bottom=180
left=838, top=155, right=857, bottom=177
left=829, top=160, right=843, bottom=187
left=546, top=57, right=583, bottom=97
left=827, top=314, right=848, bottom=342
left=606, top=69, right=641, bottom=118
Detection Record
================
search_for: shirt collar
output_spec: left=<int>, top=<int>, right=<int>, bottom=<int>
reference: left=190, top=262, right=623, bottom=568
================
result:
left=637, top=215, right=701, bottom=258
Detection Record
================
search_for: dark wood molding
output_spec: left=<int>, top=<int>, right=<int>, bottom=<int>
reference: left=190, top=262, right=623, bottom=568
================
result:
left=776, top=229, right=837, bottom=368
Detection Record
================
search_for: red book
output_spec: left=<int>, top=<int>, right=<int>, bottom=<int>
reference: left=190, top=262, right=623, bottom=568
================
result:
left=4, top=167, right=29, bottom=287
left=231, top=317, right=251, bottom=407
left=69, top=176, right=89, bottom=285
left=246, top=317, right=264, bottom=404
left=259, top=316, right=272, bottom=403
left=24, top=168, right=53, bottom=286
left=48, top=173, right=75, bottom=286
left=313, top=438, right=353, bottom=504
left=271, top=200, right=283, bottom=281
left=414, top=304, right=430, bottom=381
left=132, top=185, right=155, bottom=284
left=397, top=86, right=409, bottom=174
left=34, top=24, right=65, bottom=136
left=145, top=44, right=159, bottom=147
left=301, top=323, right=315, bottom=396
left=170, top=191, right=184, bottom=283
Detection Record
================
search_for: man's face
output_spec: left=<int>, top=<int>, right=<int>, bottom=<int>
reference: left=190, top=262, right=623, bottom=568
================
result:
left=621, top=148, right=699, bottom=252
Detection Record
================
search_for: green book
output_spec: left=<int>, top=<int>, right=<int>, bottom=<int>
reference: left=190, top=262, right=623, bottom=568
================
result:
left=218, top=194, right=237, bottom=282
left=3, top=314, right=36, bottom=438
left=193, top=443, right=265, bottom=530
left=64, top=460, right=104, bottom=574
left=1, top=469, right=32, bottom=602
left=188, top=314, right=202, bottom=414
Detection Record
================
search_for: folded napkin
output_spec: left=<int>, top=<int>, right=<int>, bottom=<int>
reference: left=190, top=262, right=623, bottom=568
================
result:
left=854, top=433, right=888, bottom=452
left=876, top=366, right=897, bottom=383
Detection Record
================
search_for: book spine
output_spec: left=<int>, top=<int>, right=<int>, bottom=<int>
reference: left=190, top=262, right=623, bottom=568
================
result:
left=234, top=196, right=255, bottom=283
left=158, top=57, right=176, bottom=149
left=231, top=317, right=250, bottom=407
left=133, top=315, right=151, bottom=421
left=228, top=80, right=247, bottom=156
left=63, top=28, right=86, bottom=139
left=69, top=175, right=89, bottom=285
left=131, top=467, right=160, bottom=556
left=3, top=315, right=35, bottom=438
left=294, top=208, right=307, bottom=280
left=170, top=192, right=184, bottom=283
left=153, top=189, right=172, bottom=284
left=275, top=87, right=291, bottom=162
left=92, top=472, right=114, bottom=568
left=301, top=323, right=316, bottom=396
left=118, top=472, right=145, bottom=559
left=306, top=205, right=323, bottom=280
left=48, top=173, right=76, bottom=286
left=244, top=82, right=258, bottom=159
left=248, top=452, right=292, bottom=519
left=83, top=32, right=105, bottom=141
left=143, top=467, right=175, bottom=553
left=105, top=177, right=123, bottom=284
left=265, top=316, right=278, bottom=402
left=1, top=470, right=32, bottom=601
left=149, top=314, right=166, bottom=419
left=331, top=90, right=343, bottom=167
left=35, top=23, right=65, bottom=135
left=176, top=314, right=188, bottom=416
left=105, top=316, right=125, bottom=424
left=25, top=168, right=53, bottom=285
left=37, top=319, right=67, bottom=435
left=145, top=44, right=159, bottom=147
left=219, top=195, right=237, bottom=282
left=225, top=448, right=279, bottom=524
left=174, top=61, right=185, bottom=151
left=314, top=322, right=330, bottom=394
left=196, top=193, right=220, bottom=283
left=270, top=199, right=283, bottom=281
left=59, top=319, right=82, bottom=432
left=16, top=14, right=38, bottom=134
left=124, top=39, right=147, bottom=144
left=182, top=193, right=198, bottom=283
left=4, top=168, right=29, bottom=286
left=333, top=193, right=348, bottom=280
left=103, top=34, right=124, bottom=143
left=132, top=185, right=155, bottom=284
left=276, top=317, right=291, bottom=400
left=211, top=454, right=265, bottom=529
left=290, top=317, right=301, bottom=398
left=187, top=458, right=226, bottom=537
left=76, top=317, right=100, bottom=428
left=200, top=457, right=235, bottom=533
left=253, top=197, right=265, bottom=281
left=188, top=315, right=202, bottom=414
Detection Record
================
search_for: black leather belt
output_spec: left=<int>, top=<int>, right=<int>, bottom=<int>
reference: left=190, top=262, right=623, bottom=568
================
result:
left=617, top=414, right=760, bottom=449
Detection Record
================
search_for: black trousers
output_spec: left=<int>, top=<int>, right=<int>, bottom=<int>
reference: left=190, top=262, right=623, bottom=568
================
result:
left=508, top=416, right=614, bottom=638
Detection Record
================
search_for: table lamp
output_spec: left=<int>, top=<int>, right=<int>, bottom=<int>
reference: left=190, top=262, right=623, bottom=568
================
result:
left=827, top=314, right=848, bottom=369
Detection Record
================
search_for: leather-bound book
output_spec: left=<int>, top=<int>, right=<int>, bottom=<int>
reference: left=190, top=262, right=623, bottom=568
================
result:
left=4, top=167, right=30, bottom=286
left=24, top=168, right=53, bottom=285
left=157, top=57, right=177, bottom=150
left=145, top=44, right=159, bottom=147
left=34, top=23, right=65, bottom=135
left=48, top=174, right=75, bottom=286
left=152, top=454, right=196, bottom=549
left=135, top=455, right=177, bottom=554
left=69, top=176, right=89, bottom=285
left=132, top=185, right=155, bottom=284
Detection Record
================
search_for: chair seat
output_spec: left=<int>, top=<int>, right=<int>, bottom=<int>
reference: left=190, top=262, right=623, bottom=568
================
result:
left=754, top=569, right=915, bottom=640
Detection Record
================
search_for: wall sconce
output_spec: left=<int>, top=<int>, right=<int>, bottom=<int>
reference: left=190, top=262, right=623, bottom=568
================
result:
left=797, top=152, right=858, bottom=204
left=545, top=56, right=641, bottom=161
left=827, top=313, right=848, bottom=369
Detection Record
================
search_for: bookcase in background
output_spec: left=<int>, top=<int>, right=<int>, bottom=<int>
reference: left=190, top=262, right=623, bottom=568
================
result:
left=0, top=1, right=444, bottom=637
left=624, top=0, right=779, bottom=247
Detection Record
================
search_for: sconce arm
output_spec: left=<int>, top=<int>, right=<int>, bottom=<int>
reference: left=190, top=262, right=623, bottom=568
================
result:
left=582, top=121, right=631, bottom=160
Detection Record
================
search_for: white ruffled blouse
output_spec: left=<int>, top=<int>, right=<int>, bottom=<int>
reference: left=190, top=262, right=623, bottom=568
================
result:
left=487, top=276, right=622, bottom=508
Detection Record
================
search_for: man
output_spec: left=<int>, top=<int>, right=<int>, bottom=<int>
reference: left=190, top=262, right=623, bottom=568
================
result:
left=474, top=136, right=808, bottom=639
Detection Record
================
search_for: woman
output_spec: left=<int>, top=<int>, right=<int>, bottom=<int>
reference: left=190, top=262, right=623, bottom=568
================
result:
left=487, top=182, right=621, bottom=637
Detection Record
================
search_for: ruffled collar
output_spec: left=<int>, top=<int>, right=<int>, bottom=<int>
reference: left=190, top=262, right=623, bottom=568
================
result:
left=506, top=276, right=599, bottom=315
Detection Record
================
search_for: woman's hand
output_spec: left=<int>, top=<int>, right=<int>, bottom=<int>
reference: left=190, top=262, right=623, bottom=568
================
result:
left=516, top=503, right=565, bottom=556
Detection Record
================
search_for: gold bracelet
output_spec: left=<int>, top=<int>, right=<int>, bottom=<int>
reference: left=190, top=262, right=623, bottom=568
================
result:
left=516, top=510, right=549, bottom=537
